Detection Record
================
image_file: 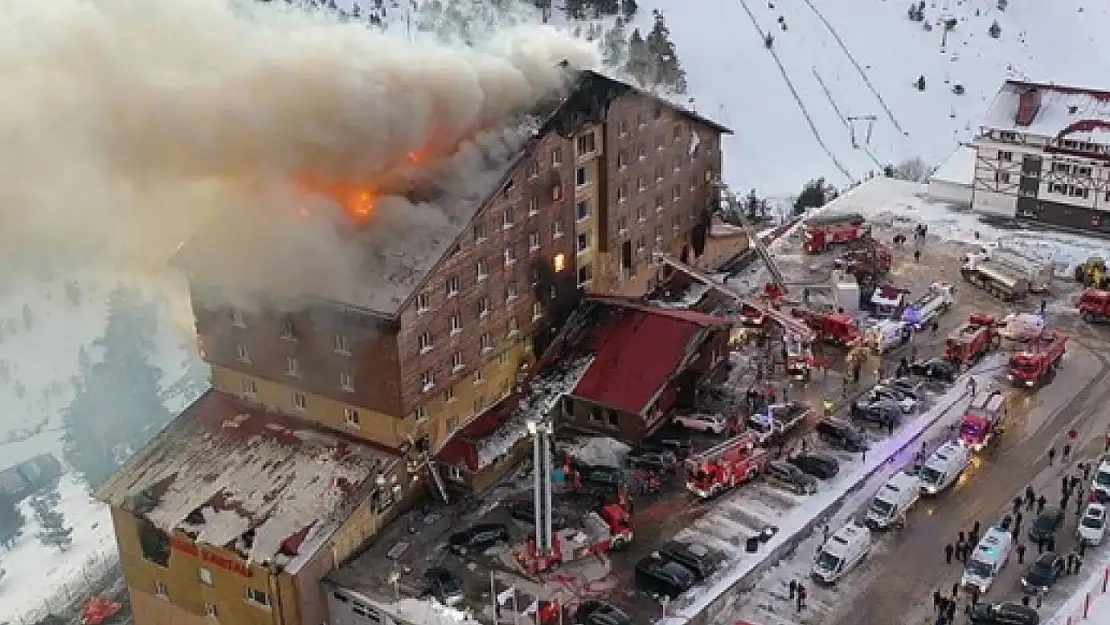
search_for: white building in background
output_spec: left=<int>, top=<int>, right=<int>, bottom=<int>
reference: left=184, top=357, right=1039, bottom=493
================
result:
left=927, top=145, right=976, bottom=206
left=971, top=79, right=1110, bottom=235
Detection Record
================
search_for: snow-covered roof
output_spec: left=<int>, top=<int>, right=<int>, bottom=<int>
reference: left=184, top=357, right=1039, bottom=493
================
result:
left=95, top=390, right=398, bottom=569
left=981, top=80, right=1110, bottom=139
left=930, top=145, right=975, bottom=185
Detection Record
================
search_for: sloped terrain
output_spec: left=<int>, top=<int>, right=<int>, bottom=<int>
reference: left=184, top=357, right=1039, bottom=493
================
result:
left=636, top=0, right=1110, bottom=192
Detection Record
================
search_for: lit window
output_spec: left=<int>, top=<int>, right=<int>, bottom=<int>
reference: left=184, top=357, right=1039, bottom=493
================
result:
left=236, top=344, right=251, bottom=363
left=476, top=259, right=488, bottom=281
left=452, top=351, right=464, bottom=372
left=344, top=408, right=360, bottom=426
left=480, top=333, right=492, bottom=353
left=446, top=277, right=460, bottom=298
left=416, top=293, right=430, bottom=314
left=339, top=372, right=355, bottom=392
left=199, top=568, right=213, bottom=586
left=285, top=356, right=301, bottom=378
left=449, top=314, right=462, bottom=335
left=418, top=331, right=434, bottom=353
left=292, top=392, right=307, bottom=411
left=230, top=308, right=245, bottom=328
left=554, top=253, right=567, bottom=273
left=421, top=370, right=435, bottom=392
left=246, top=588, right=270, bottom=608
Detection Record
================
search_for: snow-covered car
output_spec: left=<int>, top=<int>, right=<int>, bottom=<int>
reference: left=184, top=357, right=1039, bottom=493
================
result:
left=869, top=387, right=918, bottom=413
left=852, top=398, right=903, bottom=427
left=997, top=312, right=1046, bottom=341
left=673, top=413, right=727, bottom=434
left=1078, top=503, right=1107, bottom=545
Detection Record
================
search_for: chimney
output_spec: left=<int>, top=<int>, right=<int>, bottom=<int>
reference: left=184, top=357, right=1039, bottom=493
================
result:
left=1015, top=87, right=1042, bottom=127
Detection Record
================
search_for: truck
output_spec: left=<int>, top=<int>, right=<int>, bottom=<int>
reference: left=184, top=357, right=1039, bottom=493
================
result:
left=684, top=433, right=769, bottom=499
left=864, top=319, right=911, bottom=354
left=901, top=281, right=955, bottom=329
left=1079, top=289, right=1110, bottom=323
left=747, top=401, right=812, bottom=443
left=997, top=312, right=1046, bottom=341
left=738, top=302, right=767, bottom=327
left=513, top=502, right=633, bottom=574
left=869, top=284, right=908, bottom=318
left=802, top=212, right=871, bottom=254
left=943, top=313, right=1000, bottom=367
left=960, top=259, right=1030, bottom=301
left=1007, top=330, right=1067, bottom=388
left=967, top=246, right=1053, bottom=293
left=791, top=308, right=862, bottom=347
left=835, top=240, right=892, bottom=280
left=958, top=389, right=1009, bottom=451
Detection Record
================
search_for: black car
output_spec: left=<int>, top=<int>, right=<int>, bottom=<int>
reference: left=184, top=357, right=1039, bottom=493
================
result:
left=634, top=554, right=695, bottom=599
left=1028, top=507, right=1065, bottom=542
left=765, top=459, right=820, bottom=493
left=448, top=523, right=510, bottom=555
left=423, top=567, right=464, bottom=606
left=815, top=418, right=868, bottom=452
left=910, top=358, right=958, bottom=382
left=504, top=500, right=569, bottom=530
left=788, top=453, right=840, bottom=479
left=969, top=602, right=1040, bottom=625
left=658, top=540, right=720, bottom=581
left=851, top=398, right=903, bottom=427
left=1021, top=552, right=1065, bottom=594
left=646, top=437, right=694, bottom=459
left=884, top=379, right=925, bottom=398
left=575, top=600, right=634, bottom=625
left=626, top=448, right=678, bottom=473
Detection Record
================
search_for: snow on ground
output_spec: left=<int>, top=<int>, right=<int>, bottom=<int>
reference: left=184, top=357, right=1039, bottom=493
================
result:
left=931, top=145, right=977, bottom=185
left=1048, top=551, right=1110, bottom=625
left=0, top=474, right=115, bottom=620
left=558, top=435, right=630, bottom=467
left=638, top=0, right=1110, bottom=193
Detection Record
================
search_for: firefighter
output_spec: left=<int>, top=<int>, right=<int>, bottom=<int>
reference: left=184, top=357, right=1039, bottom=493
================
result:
left=822, top=398, right=834, bottom=416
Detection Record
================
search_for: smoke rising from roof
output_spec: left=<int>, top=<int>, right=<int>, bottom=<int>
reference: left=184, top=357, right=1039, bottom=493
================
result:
left=0, top=0, right=597, bottom=307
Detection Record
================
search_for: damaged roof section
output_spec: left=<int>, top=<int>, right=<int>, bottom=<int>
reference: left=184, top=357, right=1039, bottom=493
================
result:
left=96, top=390, right=399, bottom=567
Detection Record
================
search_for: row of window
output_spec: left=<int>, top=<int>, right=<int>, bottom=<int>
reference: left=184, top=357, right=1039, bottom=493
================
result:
left=228, top=310, right=353, bottom=354
left=417, top=302, right=542, bottom=354
left=993, top=130, right=1110, bottom=156
left=152, top=577, right=270, bottom=613
left=1050, top=162, right=1094, bottom=177
left=419, top=321, right=526, bottom=394
left=234, top=348, right=356, bottom=392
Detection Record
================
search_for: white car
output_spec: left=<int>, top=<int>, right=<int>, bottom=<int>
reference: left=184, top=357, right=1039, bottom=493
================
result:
left=1079, top=503, right=1107, bottom=545
left=673, top=413, right=727, bottom=434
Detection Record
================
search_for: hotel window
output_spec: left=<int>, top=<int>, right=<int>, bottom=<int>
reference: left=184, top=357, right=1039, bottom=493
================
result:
left=445, top=386, right=456, bottom=403
left=155, top=582, right=169, bottom=599
left=199, top=568, right=213, bottom=586
left=553, top=219, right=565, bottom=238
left=506, top=281, right=520, bottom=301
left=285, top=356, right=301, bottom=378
left=504, top=245, right=517, bottom=265
left=246, top=588, right=271, bottom=608
left=617, top=216, right=629, bottom=234
left=205, top=603, right=219, bottom=618
left=637, top=206, right=646, bottom=222
left=528, top=195, right=539, bottom=215
left=617, top=184, right=628, bottom=203
left=477, top=296, right=491, bottom=319
left=473, top=222, right=487, bottom=242
left=507, top=317, right=519, bottom=337
left=476, top=259, right=488, bottom=281
left=617, top=150, right=628, bottom=169
left=452, top=351, right=464, bottom=372
left=416, top=292, right=430, bottom=314
left=446, top=276, right=459, bottom=298
left=576, top=200, right=590, bottom=221
left=449, top=314, right=462, bottom=335
left=672, top=215, right=682, bottom=231
left=636, top=144, right=646, bottom=160
left=292, top=392, right=307, bottom=411
left=673, top=156, right=683, bottom=172
left=619, top=119, right=629, bottom=136
left=654, top=165, right=665, bottom=182
left=474, top=369, right=484, bottom=384
left=576, top=132, right=596, bottom=155
left=418, top=331, right=434, bottom=353
left=551, top=147, right=564, bottom=167
left=498, top=351, right=509, bottom=366
left=553, top=253, right=567, bottom=273
left=333, top=333, right=351, bottom=354
left=421, top=370, right=435, bottom=392
left=480, top=333, right=492, bottom=353
left=997, top=150, right=1014, bottom=162
left=636, top=112, right=645, bottom=128
left=655, top=195, right=665, bottom=212
left=578, top=264, right=593, bottom=287
left=344, top=408, right=360, bottom=427
left=672, top=184, right=681, bottom=202
left=339, top=372, right=355, bottom=392
left=575, top=167, right=589, bottom=187
left=532, top=302, right=543, bottom=320
left=551, top=183, right=563, bottom=201
left=637, top=176, right=646, bottom=191
left=577, top=232, right=591, bottom=253
left=994, top=172, right=1011, bottom=183
left=415, top=406, right=428, bottom=422
left=527, top=160, right=539, bottom=178
left=240, top=378, right=257, bottom=397
left=502, top=207, right=514, bottom=229
left=236, top=344, right=251, bottom=363
left=279, top=316, right=295, bottom=340
left=528, top=232, right=540, bottom=252
left=230, top=308, right=245, bottom=328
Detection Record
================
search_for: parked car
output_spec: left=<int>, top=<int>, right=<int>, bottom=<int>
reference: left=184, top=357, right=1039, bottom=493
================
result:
left=423, top=567, right=464, bottom=606
left=574, top=600, right=634, bottom=625
left=851, top=399, right=902, bottom=427
left=634, top=554, right=695, bottom=599
left=1078, top=502, right=1107, bottom=545
left=504, top=500, right=569, bottom=530
left=648, top=437, right=694, bottom=460
left=969, top=602, right=1040, bottom=625
left=1028, top=507, right=1065, bottom=542
left=673, top=413, right=728, bottom=434
left=626, top=448, right=678, bottom=473
left=884, top=378, right=926, bottom=397
left=870, top=386, right=919, bottom=412
left=448, top=523, right=510, bottom=555
left=788, top=453, right=840, bottom=479
left=658, top=540, right=721, bottom=581
left=765, top=459, right=820, bottom=493
left=815, top=418, right=869, bottom=452
left=910, top=358, right=958, bottom=382
left=1021, top=552, right=1064, bottom=594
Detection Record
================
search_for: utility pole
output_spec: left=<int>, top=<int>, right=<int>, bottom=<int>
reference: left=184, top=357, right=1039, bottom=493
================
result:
left=846, top=115, right=877, bottom=148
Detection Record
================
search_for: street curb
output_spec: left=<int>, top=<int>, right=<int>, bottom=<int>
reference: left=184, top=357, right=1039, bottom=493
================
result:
left=658, top=374, right=982, bottom=625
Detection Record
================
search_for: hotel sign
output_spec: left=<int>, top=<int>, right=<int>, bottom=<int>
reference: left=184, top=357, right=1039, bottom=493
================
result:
left=171, top=536, right=252, bottom=577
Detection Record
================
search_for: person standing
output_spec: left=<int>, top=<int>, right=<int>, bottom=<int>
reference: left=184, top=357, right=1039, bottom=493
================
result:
left=945, top=543, right=954, bottom=564
left=1013, top=496, right=1024, bottom=516
left=1016, top=541, right=1026, bottom=564
left=933, top=589, right=943, bottom=613
left=1025, top=486, right=1036, bottom=510
left=954, top=538, right=965, bottom=562
left=1014, top=511, right=1024, bottom=535
left=1037, top=494, right=1047, bottom=514
left=797, top=584, right=807, bottom=610
left=1063, top=443, right=1073, bottom=462
left=788, top=579, right=797, bottom=600
left=972, top=520, right=981, bottom=538
left=1047, top=536, right=1056, bottom=553
left=951, top=582, right=959, bottom=599
left=1049, top=447, right=1057, bottom=466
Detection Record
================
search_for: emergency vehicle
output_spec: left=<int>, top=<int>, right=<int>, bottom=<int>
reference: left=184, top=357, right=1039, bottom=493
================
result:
left=901, top=281, right=954, bottom=329
left=791, top=308, right=862, bottom=347
left=943, top=314, right=999, bottom=367
left=1079, top=289, right=1110, bottom=323
left=513, top=501, right=633, bottom=574
left=959, top=389, right=1009, bottom=451
left=802, top=212, right=871, bottom=254
left=684, top=433, right=769, bottom=499
left=1007, top=330, right=1067, bottom=388
left=869, top=284, right=908, bottom=318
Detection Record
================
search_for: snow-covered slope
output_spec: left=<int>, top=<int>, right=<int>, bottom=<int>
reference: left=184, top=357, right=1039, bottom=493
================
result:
left=637, top=0, right=1110, bottom=192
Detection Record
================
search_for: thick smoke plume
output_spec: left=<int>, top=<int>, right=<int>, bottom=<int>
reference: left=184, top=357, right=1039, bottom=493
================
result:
left=0, top=0, right=597, bottom=306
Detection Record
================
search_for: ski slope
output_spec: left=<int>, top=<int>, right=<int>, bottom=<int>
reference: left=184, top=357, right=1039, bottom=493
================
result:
left=638, top=0, right=1110, bottom=193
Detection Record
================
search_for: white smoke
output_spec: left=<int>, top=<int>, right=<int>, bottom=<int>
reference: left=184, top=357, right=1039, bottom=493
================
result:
left=0, top=0, right=598, bottom=305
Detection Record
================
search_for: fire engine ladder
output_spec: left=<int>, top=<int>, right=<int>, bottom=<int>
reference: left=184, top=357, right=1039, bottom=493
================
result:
left=692, top=434, right=757, bottom=464
left=715, top=181, right=791, bottom=295
left=655, top=254, right=816, bottom=343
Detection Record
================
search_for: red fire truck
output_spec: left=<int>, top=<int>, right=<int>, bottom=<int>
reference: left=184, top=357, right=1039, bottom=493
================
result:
left=802, top=212, right=871, bottom=254
left=1079, top=289, right=1110, bottom=323
left=958, top=389, right=1009, bottom=451
left=513, top=501, right=633, bottom=574
left=1007, top=330, right=1067, bottom=388
left=685, top=433, right=769, bottom=499
left=792, top=308, right=862, bottom=346
left=943, top=313, right=999, bottom=367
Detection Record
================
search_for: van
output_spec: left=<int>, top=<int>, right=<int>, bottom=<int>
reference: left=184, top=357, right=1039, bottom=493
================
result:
left=865, top=472, right=921, bottom=529
left=961, top=526, right=1013, bottom=593
left=811, top=522, right=871, bottom=584
left=919, top=442, right=971, bottom=495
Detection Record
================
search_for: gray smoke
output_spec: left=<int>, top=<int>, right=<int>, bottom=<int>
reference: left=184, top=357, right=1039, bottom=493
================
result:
left=0, top=0, right=598, bottom=305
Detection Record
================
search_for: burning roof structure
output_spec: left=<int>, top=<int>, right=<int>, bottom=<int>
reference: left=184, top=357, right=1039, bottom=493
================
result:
left=95, top=390, right=399, bottom=570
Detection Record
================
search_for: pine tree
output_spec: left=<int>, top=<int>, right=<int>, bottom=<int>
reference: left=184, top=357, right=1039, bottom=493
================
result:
left=0, top=493, right=24, bottom=549
left=31, top=488, right=72, bottom=552
left=625, top=28, right=651, bottom=87
left=63, top=287, right=172, bottom=488
left=988, top=20, right=1001, bottom=38
left=645, top=10, right=687, bottom=93
left=793, top=178, right=831, bottom=214
left=564, top=0, right=587, bottom=19
left=620, top=0, right=638, bottom=19
left=601, top=19, right=628, bottom=68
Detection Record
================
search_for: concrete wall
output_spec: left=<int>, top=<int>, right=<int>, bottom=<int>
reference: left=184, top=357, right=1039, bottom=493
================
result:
left=927, top=179, right=972, bottom=206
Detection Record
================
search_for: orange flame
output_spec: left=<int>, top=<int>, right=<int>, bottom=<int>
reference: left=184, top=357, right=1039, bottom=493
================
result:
left=296, top=174, right=378, bottom=224
left=407, top=151, right=424, bottom=165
